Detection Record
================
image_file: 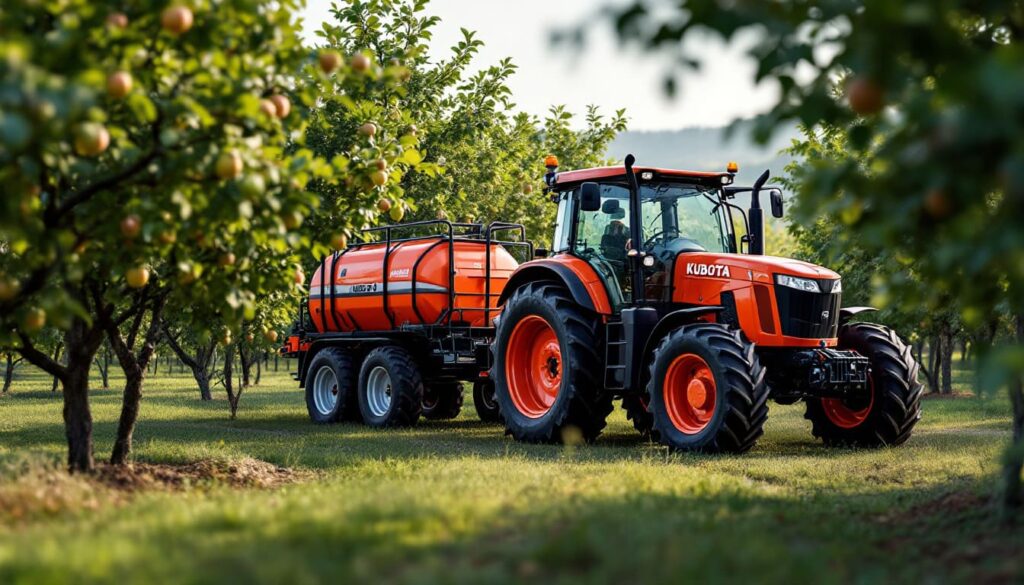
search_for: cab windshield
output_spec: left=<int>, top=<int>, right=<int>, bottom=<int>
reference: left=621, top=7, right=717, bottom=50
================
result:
left=569, top=180, right=731, bottom=308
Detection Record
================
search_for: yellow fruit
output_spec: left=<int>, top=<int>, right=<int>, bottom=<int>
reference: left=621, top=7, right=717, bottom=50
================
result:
left=22, top=308, right=46, bottom=333
left=106, top=71, right=133, bottom=99
left=358, top=122, right=377, bottom=137
left=259, top=99, right=277, bottom=118
left=318, top=50, right=342, bottom=73
left=370, top=170, right=388, bottom=187
left=522, top=183, right=534, bottom=194
left=240, top=174, right=266, bottom=199
left=389, top=205, right=405, bottom=222
left=74, top=123, right=110, bottom=157
left=282, top=211, right=303, bottom=230
left=120, top=214, right=141, bottom=239
left=219, top=329, right=232, bottom=346
left=376, top=198, right=392, bottom=212
left=126, top=266, right=150, bottom=288
left=263, top=329, right=279, bottom=343
left=161, top=6, right=193, bottom=35
left=374, top=159, right=387, bottom=171
left=177, top=263, right=199, bottom=285
left=216, top=150, right=243, bottom=180
left=0, top=277, right=21, bottom=302
left=158, top=231, right=177, bottom=245
left=351, top=54, right=371, bottom=73
left=269, top=95, right=291, bottom=118
left=330, top=233, right=348, bottom=249
left=218, top=252, right=236, bottom=267
left=294, top=269, right=305, bottom=284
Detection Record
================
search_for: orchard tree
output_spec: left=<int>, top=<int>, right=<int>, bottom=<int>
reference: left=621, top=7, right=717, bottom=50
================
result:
left=0, top=0, right=411, bottom=471
left=594, top=0, right=1024, bottom=510
left=309, top=0, right=625, bottom=248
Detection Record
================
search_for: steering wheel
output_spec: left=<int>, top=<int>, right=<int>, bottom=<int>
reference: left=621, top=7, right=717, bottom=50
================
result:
left=643, top=229, right=680, bottom=250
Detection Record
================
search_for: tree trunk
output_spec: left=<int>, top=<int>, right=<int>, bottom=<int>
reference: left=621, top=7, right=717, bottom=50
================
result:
left=3, top=353, right=16, bottom=394
left=940, top=329, right=954, bottom=394
left=921, top=335, right=942, bottom=393
left=255, top=353, right=262, bottom=385
left=62, top=318, right=105, bottom=473
left=1004, top=315, right=1024, bottom=512
left=163, top=328, right=216, bottom=401
left=274, top=353, right=279, bottom=372
left=51, top=343, right=64, bottom=392
left=224, top=344, right=242, bottom=419
left=99, top=344, right=110, bottom=389
left=239, top=345, right=252, bottom=388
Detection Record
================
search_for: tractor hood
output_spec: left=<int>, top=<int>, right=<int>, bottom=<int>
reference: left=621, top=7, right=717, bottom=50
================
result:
left=677, top=253, right=840, bottom=284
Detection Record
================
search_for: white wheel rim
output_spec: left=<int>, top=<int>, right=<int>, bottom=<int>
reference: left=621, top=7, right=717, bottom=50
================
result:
left=312, top=365, right=339, bottom=416
left=366, top=366, right=392, bottom=417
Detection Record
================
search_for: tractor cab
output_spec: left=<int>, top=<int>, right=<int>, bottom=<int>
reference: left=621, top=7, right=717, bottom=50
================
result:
left=545, top=157, right=763, bottom=312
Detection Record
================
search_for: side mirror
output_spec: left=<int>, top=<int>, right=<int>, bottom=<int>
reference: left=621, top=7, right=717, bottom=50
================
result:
left=580, top=182, right=601, bottom=212
left=769, top=189, right=784, bottom=218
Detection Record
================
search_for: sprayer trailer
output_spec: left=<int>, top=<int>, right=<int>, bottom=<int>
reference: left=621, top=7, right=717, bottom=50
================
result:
left=282, top=221, right=529, bottom=425
left=284, top=154, right=923, bottom=453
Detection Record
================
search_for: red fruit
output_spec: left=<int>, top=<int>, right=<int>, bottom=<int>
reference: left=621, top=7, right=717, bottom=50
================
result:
left=376, top=198, right=391, bottom=212
left=259, top=99, right=277, bottom=118
left=924, top=189, right=952, bottom=219
left=358, top=122, right=377, bottom=137
left=106, top=12, right=129, bottom=29
left=218, top=252, right=236, bottom=267
left=319, top=51, right=342, bottom=73
left=847, top=77, right=884, bottom=115
left=107, top=71, right=133, bottom=99
left=161, top=6, right=194, bottom=35
left=120, top=214, right=141, bottom=239
left=351, top=54, right=371, bottom=73
left=74, top=123, right=110, bottom=157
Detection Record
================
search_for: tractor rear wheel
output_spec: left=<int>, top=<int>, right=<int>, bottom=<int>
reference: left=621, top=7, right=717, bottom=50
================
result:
left=472, top=380, right=501, bottom=423
left=646, top=324, right=769, bottom=453
left=357, top=345, right=424, bottom=427
left=804, top=322, right=922, bottom=447
left=492, top=282, right=613, bottom=443
left=305, top=347, right=358, bottom=424
left=422, top=382, right=464, bottom=420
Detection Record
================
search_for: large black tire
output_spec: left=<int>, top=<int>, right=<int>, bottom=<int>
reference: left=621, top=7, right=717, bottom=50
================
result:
left=422, top=382, right=464, bottom=420
left=804, top=322, right=923, bottom=447
left=622, top=393, right=654, bottom=440
left=472, top=380, right=501, bottom=423
left=646, top=324, right=769, bottom=453
left=492, top=282, right=614, bottom=443
left=357, top=345, right=423, bottom=428
left=305, top=347, right=358, bottom=424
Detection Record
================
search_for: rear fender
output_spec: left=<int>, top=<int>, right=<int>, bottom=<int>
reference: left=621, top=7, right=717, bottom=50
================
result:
left=498, top=258, right=612, bottom=315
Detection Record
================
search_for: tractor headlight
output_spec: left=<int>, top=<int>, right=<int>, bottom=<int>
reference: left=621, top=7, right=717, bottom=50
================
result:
left=831, top=279, right=842, bottom=293
left=775, top=274, right=821, bottom=293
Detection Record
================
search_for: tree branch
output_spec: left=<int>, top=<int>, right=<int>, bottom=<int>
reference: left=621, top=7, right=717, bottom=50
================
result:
left=16, top=333, right=67, bottom=381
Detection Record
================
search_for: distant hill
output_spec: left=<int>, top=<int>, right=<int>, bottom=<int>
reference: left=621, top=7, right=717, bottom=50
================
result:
left=606, top=120, right=802, bottom=186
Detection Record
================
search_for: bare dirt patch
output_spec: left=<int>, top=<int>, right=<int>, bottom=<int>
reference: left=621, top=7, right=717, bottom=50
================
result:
left=0, top=457, right=307, bottom=525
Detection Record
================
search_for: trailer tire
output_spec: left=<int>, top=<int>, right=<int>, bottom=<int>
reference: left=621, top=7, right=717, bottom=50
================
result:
left=646, top=324, right=769, bottom=453
left=305, top=347, right=358, bottom=424
left=492, top=282, right=613, bottom=443
left=805, top=323, right=922, bottom=447
left=422, top=382, right=464, bottom=420
left=472, top=380, right=501, bottom=423
left=357, top=345, right=423, bottom=428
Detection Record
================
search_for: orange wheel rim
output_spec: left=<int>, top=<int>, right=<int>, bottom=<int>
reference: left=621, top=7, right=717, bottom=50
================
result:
left=663, top=353, right=717, bottom=434
left=505, top=315, right=562, bottom=418
left=822, top=375, right=874, bottom=429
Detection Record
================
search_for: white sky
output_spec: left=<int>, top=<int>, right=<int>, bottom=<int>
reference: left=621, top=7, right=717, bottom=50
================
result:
left=298, top=0, right=779, bottom=131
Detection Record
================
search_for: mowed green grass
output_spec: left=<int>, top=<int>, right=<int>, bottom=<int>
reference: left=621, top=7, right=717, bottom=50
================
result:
left=0, top=359, right=1021, bottom=584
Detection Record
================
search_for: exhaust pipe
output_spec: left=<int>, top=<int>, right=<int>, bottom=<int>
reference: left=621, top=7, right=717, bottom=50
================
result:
left=748, top=169, right=770, bottom=255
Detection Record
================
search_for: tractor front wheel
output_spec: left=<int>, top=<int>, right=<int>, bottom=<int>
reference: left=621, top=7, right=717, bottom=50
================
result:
left=804, top=322, right=922, bottom=446
left=492, top=282, right=613, bottom=443
left=646, top=324, right=769, bottom=453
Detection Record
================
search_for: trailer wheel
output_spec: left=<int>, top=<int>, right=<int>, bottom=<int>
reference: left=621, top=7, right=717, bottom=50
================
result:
left=492, top=282, right=613, bottom=443
left=305, top=347, right=358, bottom=424
left=422, top=382, right=464, bottom=420
left=805, top=323, right=922, bottom=447
left=472, top=380, right=501, bottom=423
left=357, top=346, right=423, bottom=427
left=646, top=324, right=769, bottom=453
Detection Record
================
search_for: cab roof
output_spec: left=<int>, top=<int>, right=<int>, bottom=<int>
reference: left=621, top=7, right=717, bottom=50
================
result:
left=554, top=166, right=731, bottom=188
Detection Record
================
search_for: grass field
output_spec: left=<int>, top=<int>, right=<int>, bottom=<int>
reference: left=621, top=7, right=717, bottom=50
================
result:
left=1, top=360, right=1021, bottom=584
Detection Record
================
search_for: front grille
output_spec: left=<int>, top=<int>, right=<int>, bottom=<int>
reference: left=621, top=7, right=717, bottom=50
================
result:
left=774, top=284, right=841, bottom=339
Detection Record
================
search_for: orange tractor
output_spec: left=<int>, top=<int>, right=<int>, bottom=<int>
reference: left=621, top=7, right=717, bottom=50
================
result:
left=284, top=154, right=922, bottom=453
